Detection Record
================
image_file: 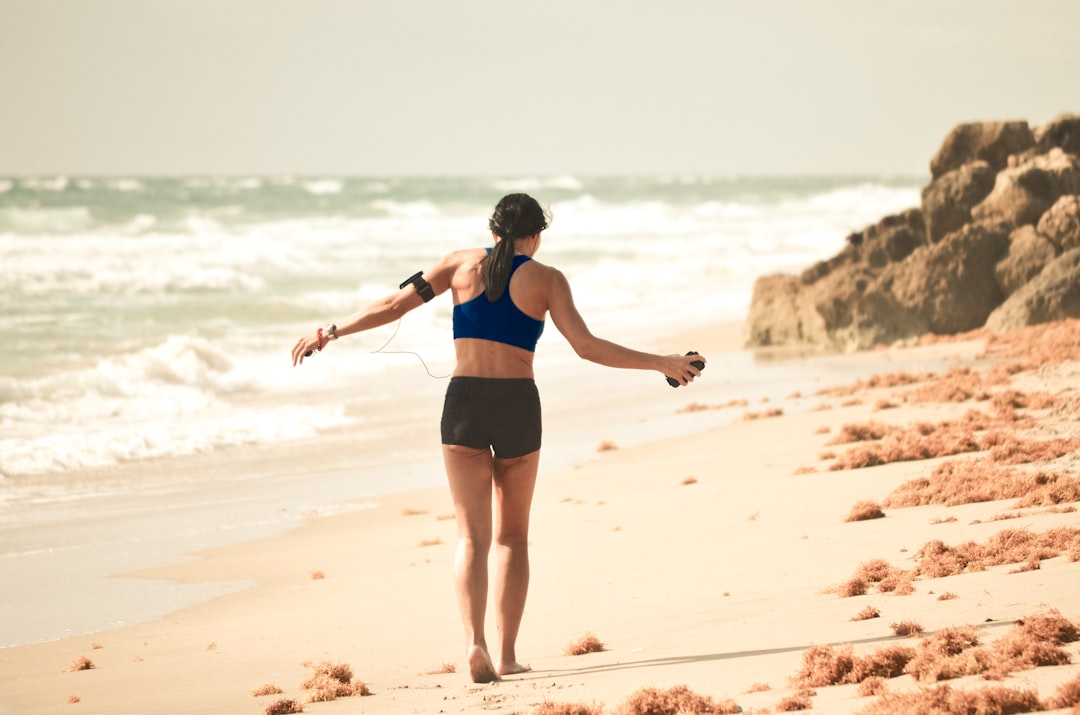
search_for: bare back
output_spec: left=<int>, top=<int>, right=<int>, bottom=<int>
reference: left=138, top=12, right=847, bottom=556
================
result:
left=446, top=248, right=552, bottom=379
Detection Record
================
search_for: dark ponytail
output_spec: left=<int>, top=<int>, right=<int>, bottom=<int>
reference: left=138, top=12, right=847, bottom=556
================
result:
left=483, top=193, right=550, bottom=301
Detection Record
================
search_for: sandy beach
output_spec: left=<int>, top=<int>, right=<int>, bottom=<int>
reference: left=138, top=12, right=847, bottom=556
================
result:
left=2, top=320, right=1079, bottom=715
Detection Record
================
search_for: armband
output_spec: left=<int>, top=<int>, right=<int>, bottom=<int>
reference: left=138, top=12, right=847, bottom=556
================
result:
left=400, top=271, right=435, bottom=302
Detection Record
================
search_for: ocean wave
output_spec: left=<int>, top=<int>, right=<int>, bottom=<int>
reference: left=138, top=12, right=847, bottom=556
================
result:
left=106, top=178, right=144, bottom=193
left=0, top=205, right=94, bottom=234
left=1, top=336, right=252, bottom=408
left=369, top=199, right=443, bottom=219
left=17, top=176, right=69, bottom=192
left=126, top=213, right=158, bottom=234
left=491, top=175, right=585, bottom=193
left=2, top=244, right=266, bottom=296
left=0, top=334, right=362, bottom=477
left=0, top=402, right=354, bottom=477
left=303, top=179, right=344, bottom=195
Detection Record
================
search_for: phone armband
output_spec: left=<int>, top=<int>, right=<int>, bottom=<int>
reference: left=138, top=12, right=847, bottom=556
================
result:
left=400, top=271, right=435, bottom=302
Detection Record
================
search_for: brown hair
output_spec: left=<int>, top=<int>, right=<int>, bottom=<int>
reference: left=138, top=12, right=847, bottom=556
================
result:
left=483, top=193, right=550, bottom=301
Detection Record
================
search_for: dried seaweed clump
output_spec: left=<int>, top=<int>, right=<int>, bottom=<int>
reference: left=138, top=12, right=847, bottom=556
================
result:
left=816, top=370, right=934, bottom=398
left=533, top=702, right=604, bottom=715
left=855, top=683, right=1041, bottom=715
left=991, top=388, right=1057, bottom=413
left=827, top=413, right=993, bottom=471
left=615, top=685, right=741, bottom=715
left=890, top=620, right=924, bottom=637
left=1047, top=672, right=1080, bottom=710
left=300, top=660, right=369, bottom=703
left=885, top=458, right=1080, bottom=509
left=775, top=690, right=814, bottom=711
left=904, top=626, right=988, bottom=682
left=856, top=677, right=887, bottom=698
left=914, top=528, right=1080, bottom=579
left=264, top=699, right=304, bottom=715
left=791, top=643, right=915, bottom=688
left=986, top=610, right=1079, bottom=678
left=982, top=433, right=1080, bottom=466
left=838, top=558, right=914, bottom=597
left=904, top=612, right=1080, bottom=683
left=851, top=606, right=880, bottom=622
left=985, top=318, right=1080, bottom=369
left=827, top=421, right=896, bottom=445
left=564, top=633, right=606, bottom=656
left=68, top=656, right=95, bottom=672
left=898, top=366, right=992, bottom=405
left=845, top=500, right=885, bottom=522
left=742, top=407, right=783, bottom=421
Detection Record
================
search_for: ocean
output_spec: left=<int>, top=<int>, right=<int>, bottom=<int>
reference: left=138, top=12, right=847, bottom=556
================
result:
left=0, top=174, right=927, bottom=645
left=0, top=174, right=923, bottom=480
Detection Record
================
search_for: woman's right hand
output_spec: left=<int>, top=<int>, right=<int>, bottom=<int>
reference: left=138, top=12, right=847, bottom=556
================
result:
left=291, top=333, right=322, bottom=366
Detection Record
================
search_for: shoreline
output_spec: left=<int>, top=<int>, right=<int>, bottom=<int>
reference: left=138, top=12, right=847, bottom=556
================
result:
left=0, top=322, right=992, bottom=653
left=0, top=320, right=746, bottom=649
left=2, top=322, right=1078, bottom=714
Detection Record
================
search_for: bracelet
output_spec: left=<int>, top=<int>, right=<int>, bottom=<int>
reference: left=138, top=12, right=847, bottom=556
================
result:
left=322, top=323, right=338, bottom=341
left=316, top=327, right=324, bottom=352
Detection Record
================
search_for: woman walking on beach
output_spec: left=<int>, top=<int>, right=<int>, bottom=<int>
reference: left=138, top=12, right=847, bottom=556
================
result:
left=291, top=193, right=705, bottom=682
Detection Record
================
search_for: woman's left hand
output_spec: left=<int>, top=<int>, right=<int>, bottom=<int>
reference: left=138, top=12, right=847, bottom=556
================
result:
left=662, top=352, right=706, bottom=386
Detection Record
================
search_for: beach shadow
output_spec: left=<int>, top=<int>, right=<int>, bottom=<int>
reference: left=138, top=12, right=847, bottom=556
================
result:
left=516, top=620, right=1015, bottom=681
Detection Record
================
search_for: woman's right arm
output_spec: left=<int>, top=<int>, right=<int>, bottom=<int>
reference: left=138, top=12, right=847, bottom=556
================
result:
left=546, top=268, right=705, bottom=386
left=291, top=250, right=465, bottom=366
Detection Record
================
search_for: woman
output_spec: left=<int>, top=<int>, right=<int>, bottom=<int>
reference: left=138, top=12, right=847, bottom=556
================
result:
left=291, top=193, right=705, bottom=683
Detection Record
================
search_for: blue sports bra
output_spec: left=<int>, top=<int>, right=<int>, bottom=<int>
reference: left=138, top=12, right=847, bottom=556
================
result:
left=453, top=254, right=545, bottom=352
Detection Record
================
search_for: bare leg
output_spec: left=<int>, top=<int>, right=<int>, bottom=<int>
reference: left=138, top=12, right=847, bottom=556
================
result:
left=492, top=450, right=540, bottom=675
left=443, top=444, right=499, bottom=683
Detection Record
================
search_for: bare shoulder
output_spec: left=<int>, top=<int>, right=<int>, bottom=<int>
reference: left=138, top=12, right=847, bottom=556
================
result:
left=442, top=247, right=487, bottom=268
left=522, top=258, right=565, bottom=285
left=423, top=247, right=486, bottom=296
left=430, top=247, right=485, bottom=279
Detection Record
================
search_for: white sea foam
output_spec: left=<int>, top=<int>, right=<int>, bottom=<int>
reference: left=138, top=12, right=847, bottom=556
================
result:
left=0, top=335, right=356, bottom=476
left=18, top=176, right=69, bottom=192
left=491, top=175, right=585, bottom=192
left=303, top=178, right=344, bottom=195
left=0, top=402, right=354, bottom=477
left=107, top=178, right=144, bottom=192
left=370, top=199, right=443, bottom=219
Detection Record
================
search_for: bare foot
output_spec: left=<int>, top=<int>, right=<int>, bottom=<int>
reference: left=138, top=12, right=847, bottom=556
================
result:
left=467, top=645, right=500, bottom=683
left=497, top=661, right=532, bottom=676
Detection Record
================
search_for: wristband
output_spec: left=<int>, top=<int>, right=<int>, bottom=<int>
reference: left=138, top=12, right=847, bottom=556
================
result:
left=316, top=327, right=324, bottom=352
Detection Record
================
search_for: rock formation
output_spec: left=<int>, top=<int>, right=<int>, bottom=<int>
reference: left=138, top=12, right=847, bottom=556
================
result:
left=746, top=113, right=1080, bottom=351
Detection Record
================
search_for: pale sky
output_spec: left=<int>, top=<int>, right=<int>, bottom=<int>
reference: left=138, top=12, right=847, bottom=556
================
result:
left=1, top=0, right=1077, bottom=177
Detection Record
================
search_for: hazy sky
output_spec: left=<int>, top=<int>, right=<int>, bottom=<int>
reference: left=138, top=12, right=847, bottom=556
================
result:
left=2, top=0, right=1077, bottom=177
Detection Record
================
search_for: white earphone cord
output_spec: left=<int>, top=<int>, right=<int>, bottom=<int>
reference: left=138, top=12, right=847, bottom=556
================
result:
left=371, top=318, right=451, bottom=379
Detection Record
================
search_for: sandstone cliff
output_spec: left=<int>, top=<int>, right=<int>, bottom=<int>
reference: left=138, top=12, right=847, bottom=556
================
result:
left=746, top=114, right=1080, bottom=351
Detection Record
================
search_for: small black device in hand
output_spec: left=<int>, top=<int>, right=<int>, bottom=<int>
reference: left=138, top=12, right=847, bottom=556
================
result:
left=667, top=351, right=705, bottom=388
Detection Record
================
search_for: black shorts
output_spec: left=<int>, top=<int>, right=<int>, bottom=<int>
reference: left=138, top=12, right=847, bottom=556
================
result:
left=441, top=377, right=542, bottom=458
